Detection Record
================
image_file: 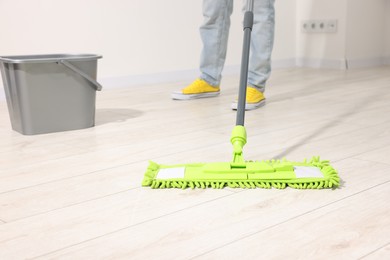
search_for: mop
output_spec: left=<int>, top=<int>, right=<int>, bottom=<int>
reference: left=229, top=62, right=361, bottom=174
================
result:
left=142, top=0, right=339, bottom=189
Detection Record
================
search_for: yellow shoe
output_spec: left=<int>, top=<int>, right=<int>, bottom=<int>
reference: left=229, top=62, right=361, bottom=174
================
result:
left=171, top=79, right=220, bottom=100
left=231, top=86, right=266, bottom=110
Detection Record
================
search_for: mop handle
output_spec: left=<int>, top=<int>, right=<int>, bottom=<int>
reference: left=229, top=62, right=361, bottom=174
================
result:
left=236, top=0, right=254, bottom=126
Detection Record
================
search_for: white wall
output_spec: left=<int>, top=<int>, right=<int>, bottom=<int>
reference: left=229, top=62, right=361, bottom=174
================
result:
left=0, top=0, right=203, bottom=77
left=273, top=0, right=297, bottom=66
left=296, top=0, right=390, bottom=69
left=296, top=0, right=348, bottom=68
left=345, top=0, right=387, bottom=67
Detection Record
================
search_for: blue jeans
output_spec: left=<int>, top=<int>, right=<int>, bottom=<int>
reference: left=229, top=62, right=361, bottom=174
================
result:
left=199, top=0, right=275, bottom=93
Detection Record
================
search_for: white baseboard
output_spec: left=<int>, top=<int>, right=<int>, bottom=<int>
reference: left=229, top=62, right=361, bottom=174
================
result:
left=295, top=57, right=389, bottom=70
left=346, top=57, right=388, bottom=69
left=272, top=58, right=297, bottom=69
left=296, top=57, right=347, bottom=69
left=98, top=68, right=199, bottom=89
left=98, top=65, right=242, bottom=90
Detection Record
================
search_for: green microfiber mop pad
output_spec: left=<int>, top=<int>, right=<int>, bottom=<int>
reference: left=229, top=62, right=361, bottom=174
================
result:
left=142, top=158, right=339, bottom=189
left=142, top=126, right=340, bottom=190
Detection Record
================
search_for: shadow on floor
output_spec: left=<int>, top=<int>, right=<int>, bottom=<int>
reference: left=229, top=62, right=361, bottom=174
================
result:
left=95, top=108, right=143, bottom=125
left=272, top=87, right=385, bottom=159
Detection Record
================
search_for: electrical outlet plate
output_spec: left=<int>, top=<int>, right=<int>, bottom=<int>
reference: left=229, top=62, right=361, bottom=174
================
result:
left=301, top=20, right=337, bottom=33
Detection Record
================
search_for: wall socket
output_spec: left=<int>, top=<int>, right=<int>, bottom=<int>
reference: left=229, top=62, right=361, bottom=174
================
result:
left=301, top=20, right=338, bottom=33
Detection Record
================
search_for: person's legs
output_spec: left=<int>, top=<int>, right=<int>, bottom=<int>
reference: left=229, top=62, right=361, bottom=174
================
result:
left=172, top=0, right=233, bottom=100
left=199, top=0, right=234, bottom=86
left=247, top=0, right=275, bottom=93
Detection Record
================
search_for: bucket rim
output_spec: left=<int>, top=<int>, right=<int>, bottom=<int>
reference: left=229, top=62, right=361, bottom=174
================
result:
left=0, top=54, right=102, bottom=64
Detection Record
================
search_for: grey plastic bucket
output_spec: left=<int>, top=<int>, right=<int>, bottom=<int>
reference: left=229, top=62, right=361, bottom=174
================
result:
left=0, top=54, right=102, bottom=135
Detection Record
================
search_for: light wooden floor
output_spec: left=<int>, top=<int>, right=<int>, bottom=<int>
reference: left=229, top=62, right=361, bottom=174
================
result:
left=0, top=67, right=389, bottom=259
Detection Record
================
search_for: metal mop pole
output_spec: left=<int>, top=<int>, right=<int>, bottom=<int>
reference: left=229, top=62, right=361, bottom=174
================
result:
left=236, top=0, right=254, bottom=126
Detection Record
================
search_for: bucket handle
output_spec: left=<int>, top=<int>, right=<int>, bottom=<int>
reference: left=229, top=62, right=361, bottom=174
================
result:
left=59, top=60, right=102, bottom=91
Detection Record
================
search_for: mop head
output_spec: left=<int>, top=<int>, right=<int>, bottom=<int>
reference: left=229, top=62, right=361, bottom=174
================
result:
left=142, top=126, right=340, bottom=189
left=142, top=157, right=339, bottom=189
